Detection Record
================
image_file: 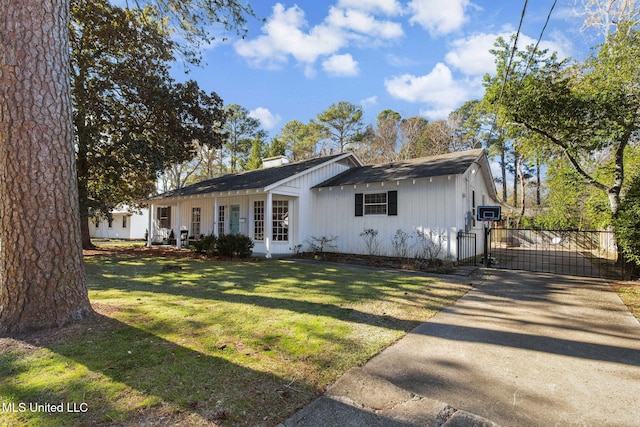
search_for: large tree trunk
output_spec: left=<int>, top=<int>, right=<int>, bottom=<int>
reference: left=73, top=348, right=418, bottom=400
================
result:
left=0, top=0, right=94, bottom=334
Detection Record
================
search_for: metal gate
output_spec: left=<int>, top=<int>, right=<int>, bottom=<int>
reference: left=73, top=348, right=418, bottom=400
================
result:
left=488, top=229, right=618, bottom=278
left=457, top=231, right=477, bottom=266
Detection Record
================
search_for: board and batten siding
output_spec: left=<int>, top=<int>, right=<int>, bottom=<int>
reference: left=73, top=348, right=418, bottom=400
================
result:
left=309, top=175, right=464, bottom=258
left=283, top=158, right=355, bottom=250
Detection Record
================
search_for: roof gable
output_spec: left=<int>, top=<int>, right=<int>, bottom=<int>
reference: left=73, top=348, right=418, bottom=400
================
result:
left=150, top=153, right=360, bottom=200
left=313, top=149, right=485, bottom=188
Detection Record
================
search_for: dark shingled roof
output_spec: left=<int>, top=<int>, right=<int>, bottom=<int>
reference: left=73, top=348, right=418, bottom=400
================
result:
left=313, top=149, right=484, bottom=188
left=150, top=153, right=353, bottom=200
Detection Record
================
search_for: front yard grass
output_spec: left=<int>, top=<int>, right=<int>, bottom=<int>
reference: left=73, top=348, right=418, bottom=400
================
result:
left=611, top=281, right=640, bottom=321
left=0, top=255, right=471, bottom=426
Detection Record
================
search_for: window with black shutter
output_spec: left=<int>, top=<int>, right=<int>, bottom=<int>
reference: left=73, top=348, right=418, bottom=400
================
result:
left=356, top=191, right=398, bottom=216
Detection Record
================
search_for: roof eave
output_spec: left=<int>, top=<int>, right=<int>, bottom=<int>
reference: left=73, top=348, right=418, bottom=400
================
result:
left=265, top=152, right=361, bottom=192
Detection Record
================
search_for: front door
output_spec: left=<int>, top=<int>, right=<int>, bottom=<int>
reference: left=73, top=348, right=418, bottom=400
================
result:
left=230, top=205, right=240, bottom=235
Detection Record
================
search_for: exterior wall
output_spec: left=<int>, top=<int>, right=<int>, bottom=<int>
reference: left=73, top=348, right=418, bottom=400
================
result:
left=458, top=163, right=501, bottom=259
left=308, top=176, right=464, bottom=259
left=90, top=209, right=149, bottom=240
left=147, top=154, right=499, bottom=258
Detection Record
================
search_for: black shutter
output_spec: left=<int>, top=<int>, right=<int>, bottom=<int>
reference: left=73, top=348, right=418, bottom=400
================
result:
left=387, top=190, right=398, bottom=216
left=355, top=193, right=363, bottom=216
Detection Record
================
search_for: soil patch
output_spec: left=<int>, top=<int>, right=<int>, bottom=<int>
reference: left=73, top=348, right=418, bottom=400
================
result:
left=295, top=252, right=457, bottom=274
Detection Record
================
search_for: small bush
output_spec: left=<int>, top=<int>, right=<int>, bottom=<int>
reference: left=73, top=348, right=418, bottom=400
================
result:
left=391, top=229, right=412, bottom=259
left=360, top=228, right=380, bottom=256
left=190, top=234, right=217, bottom=255
left=306, top=236, right=338, bottom=255
left=217, top=234, right=254, bottom=258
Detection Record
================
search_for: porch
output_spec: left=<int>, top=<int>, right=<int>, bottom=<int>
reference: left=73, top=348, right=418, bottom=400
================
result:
left=147, top=190, right=298, bottom=258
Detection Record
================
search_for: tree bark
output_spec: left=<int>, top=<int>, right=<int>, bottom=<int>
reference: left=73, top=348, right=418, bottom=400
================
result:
left=0, top=0, right=94, bottom=334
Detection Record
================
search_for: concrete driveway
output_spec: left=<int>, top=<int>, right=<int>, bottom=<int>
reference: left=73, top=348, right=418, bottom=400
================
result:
left=282, top=269, right=640, bottom=426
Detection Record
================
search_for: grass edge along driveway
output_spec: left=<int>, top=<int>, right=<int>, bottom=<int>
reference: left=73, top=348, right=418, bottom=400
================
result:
left=1, top=256, right=472, bottom=427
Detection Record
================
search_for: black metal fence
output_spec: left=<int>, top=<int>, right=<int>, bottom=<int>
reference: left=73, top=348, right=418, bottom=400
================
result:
left=488, top=229, right=620, bottom=278
left=457, top=231, right=477, bottom=266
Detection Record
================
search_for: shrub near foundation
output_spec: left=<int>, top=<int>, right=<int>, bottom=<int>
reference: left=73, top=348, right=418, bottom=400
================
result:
left=216, top=234, right=254, bottom=258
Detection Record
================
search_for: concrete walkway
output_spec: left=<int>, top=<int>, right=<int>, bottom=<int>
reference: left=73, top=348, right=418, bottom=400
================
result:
left=281, top=269, right=640, bottom=426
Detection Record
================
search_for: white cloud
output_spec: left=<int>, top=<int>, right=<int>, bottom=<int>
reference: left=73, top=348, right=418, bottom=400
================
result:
left=327, top=6, right=404, bottom=40
left=234, top=4, right=346, bottom=68
left=249, top=107, right=282, bottom=130
left=445, top=32, right=506, bottom=76
left=408, top=0, right=473, bottom=36
left=337, top=0, right=403, bottom=16
left=445, top=30, right=573, bottom=77
left=360, top=96, right=379, bottom=108
left=322, top=54, right=360, bottom=77
left=419, top=107, right=455, bottom=121
left=385, top=63, right=468, bottom=106
left=234, top=2, right=405, bottom=77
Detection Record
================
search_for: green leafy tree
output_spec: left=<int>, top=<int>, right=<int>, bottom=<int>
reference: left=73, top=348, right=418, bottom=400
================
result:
left=274, top=120, right=326, bottom=161
left=72, top=0, right=227, bottom=249
left=485, top=22, right=640, bottom=220
left=245, top=135, right=268, bottom=170
left=267, top=136, right=287, bottom=158
left=139, top=0, right=256, bottom=66
left=0, top=0, right=254, bottom=333
left=316, top=101, right=365, bottom=153
left=614, top=163, right=640, bottom=269
left=223, top=104, right=266, bottom=172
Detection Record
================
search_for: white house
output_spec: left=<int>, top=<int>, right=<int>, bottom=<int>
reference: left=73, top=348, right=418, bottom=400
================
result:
left=90, top=207, right=149, bottom=240
left=147, top=149, right=499, bottom=259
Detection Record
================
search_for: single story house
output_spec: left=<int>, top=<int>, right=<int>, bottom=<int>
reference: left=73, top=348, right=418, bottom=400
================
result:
left=147, top=149, right=499, bottom=259
left=90, top=207, right=149, bottom=240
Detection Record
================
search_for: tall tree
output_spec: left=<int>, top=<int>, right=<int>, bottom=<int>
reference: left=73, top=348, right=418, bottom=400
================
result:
left=0, top=0, right=254, bottom=333
left=274, top=120, right=326, bottom=161
left=0, top=0, right=93, bottom=333
left=245, top=135, right=268, bottom=170
left=223, top=104, right=266, bottom=172
left=485, top=22, right=640, bottom=220
left=72, top=0, right=227, bottom=249
left=316, top=101, right=365, bottom=153
left=368, top=110, right=401, bottom=164
left=398, top=116, right=430, bottom=159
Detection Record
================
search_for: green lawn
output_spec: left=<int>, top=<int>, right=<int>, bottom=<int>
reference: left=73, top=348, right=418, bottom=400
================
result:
left=0, top=254, right=471, bottom=426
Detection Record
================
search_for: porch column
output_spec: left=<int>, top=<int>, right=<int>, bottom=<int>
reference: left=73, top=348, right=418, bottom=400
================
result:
left=214, top=198, right=219, bottom=237
left=147, top=203, right=154, bottom=247
left=265, top=191, right=273, bottom=258
left=176, top=200, right=182, bottom=249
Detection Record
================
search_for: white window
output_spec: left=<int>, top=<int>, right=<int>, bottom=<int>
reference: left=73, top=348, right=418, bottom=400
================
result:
left=272, top=200, right=289, bottom=241
left=191, top=207, right=201, bottom=236
left=364, top=193, right=387, bottom=215
left=122, top=215, right=127, bottom=229
left=218, top=205, right=225, bottom=236
left=158, top=207, right=171, bottom=229
left=254, top=201, right=264, bottom=241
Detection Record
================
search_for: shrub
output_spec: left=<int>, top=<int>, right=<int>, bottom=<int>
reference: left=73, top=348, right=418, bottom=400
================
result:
left=391, top=229, right=412, bottom=259
left=190, top=234, right=217, bottom=255
left=614, top=174, right=640, bottom=270
left=360, top=228, right=380, bottom=256
left=306, top=236, right=338, bottom=255
left=415, top=228, right=447, bottom=260
left=217, top=234, right=254, bottom=258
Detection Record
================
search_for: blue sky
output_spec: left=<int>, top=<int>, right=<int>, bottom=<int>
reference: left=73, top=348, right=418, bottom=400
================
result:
left=169, top=0, right=595, bottom=137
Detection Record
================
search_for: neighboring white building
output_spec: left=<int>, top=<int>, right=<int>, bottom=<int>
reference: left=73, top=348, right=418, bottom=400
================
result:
left=90, top=207, right=149, bottom=240
left=147, top=149, right=500, bottom=259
